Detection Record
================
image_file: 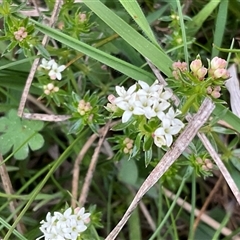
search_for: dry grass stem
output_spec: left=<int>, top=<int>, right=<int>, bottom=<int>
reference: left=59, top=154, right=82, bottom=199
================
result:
left=0, top=154, right=26, bottom=234
left=193, top=175, right=223, bottom=231
left=78, top=121, right=111, bottom=206
left=105, top=98, right=215, bottom=240
left=71, top=134, right=98, bottom=208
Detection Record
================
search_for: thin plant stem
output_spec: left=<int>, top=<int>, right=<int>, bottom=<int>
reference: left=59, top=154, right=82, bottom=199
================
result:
left=188, top=171, right=196, bottom=240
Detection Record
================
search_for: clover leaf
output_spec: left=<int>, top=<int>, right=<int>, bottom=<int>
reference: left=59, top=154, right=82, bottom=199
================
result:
left=0, top=109, right=44, bottom=160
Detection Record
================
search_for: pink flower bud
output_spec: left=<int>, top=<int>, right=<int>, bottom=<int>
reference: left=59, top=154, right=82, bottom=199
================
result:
left=206, top=86, right=212, bottom=94
left=190, top=59, right=202, bottom=73
left=172, top=61, right=187, bottom=71
left=211, top=91, right=221, bottom=98
left=213, top=86, right=221, bottom=92
left=196, top=67, right=207, bottom=80
left=213, top=68, right=230, bottom=79
left=79, top=13, right=87, bottom=22
left=210, top=57, right=227, bottom=69
left=108, top=94, right=116, bottom=104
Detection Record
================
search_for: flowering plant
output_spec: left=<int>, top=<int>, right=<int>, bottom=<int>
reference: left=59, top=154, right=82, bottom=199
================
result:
left=37, top=207, right=91, bottom=240
left=169, top=56, right=230, bottom=114
left=106, top=80, right=185, bottom=165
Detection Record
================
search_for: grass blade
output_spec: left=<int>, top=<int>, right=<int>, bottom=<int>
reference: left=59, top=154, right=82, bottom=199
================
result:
left=83, top=0, right=173, bottom=77
left=119, top=0, right=159, bottom=46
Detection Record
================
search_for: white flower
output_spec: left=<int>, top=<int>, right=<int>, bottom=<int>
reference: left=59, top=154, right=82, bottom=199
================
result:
left=40, top=59, right=55, bottom=70
left=153, top=133, right=166, bottom=148
left=114, top=84, right=137, bottom=104
left=38, top=207, right=90, bottom=240
left=137, top=80, right=163, bottom=97
left=152, top=100, right=170, bottom=120
left=48, top=62, right=66, bottom=80
left=159, top=90, right=173, bottom=101
left=74, top=207, right=91, bottom=224
left=165, top=107, right=184, bottom=128
left=154, top=118, right=182, bottom=147
left=116, top=99, right=144, bottom=123
left=134, top=95, right=155, bottom=119
left=55, top=207, right=72, bottom=229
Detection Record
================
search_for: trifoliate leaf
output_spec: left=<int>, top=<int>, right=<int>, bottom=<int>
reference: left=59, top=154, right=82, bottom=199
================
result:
left=0, top=109, right=44, bottom=160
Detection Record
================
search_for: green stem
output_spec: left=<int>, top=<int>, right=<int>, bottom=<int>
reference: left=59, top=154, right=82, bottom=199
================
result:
left=188, top=171, right=196, bottom=240
left=180, top=94, right=197, bottom=115
left=213, top=43, right=240, bottom=53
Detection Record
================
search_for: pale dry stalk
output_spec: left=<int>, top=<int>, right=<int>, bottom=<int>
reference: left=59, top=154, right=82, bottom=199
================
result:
left=105, top=98, right=215, bottom=240
left=71, top=133, right=98, bottom=208
left=0, top=154, right=26, bottom=233
left=78, top=121, right=111, bottom=206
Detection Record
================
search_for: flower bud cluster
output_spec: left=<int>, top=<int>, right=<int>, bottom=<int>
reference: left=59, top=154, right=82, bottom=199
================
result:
left=206, top=85, right=221, bottom=99
left=172, top=61, right=188, bottom=80
left=208, top=57, right=229, bottom=79
left=78, top=100, right=93, bottom=116
left=40, top=58, right=66, bottom=81
left=172, top=56, right=230, bottom=81
left=43, top=83, right=59, bottom=95
left=37, top=207, right=90, bottom=240
left=196, top=157, right=214, bottom=171
left=107, top=80, right=184, bottom=148
left=14, top=27, right=28, bottom=41
left=123, top=137, right=134, bottom=154
left=190, top=59, right=208, bottom=80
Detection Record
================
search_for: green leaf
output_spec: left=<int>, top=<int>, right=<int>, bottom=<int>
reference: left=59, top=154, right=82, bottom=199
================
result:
left=213, top=104, right=240, bottom=133
left=35, top=44, right=51, bottom=60
left=144, top=148, right=152, bottom=167
left=143, top=135, right=153, bottom=151
left=0, top=109, right=44, bottom=160
left=82, top=0, right=173, bottom=77
left=118, top=157, right=138, bottom=185
left=130, top=133, right=142, bottom=159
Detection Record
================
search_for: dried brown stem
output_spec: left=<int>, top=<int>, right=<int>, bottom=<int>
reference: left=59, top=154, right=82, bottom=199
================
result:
left=71, top=134, right=98, bottom=208
left=193, top=175, right=223, bottom=231
left=0, top=154, right=26, bottom=234
left=78, top=121, right=111, bottom=206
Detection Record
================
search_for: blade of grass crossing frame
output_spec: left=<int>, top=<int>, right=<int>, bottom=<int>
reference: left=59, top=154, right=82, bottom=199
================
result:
left=214, top=104, right=240, bottom=133
left=211, top=0, right=229, bottom=58
left=83, top=0, right=173, bottom=77
left=30, top=20, right=155, bottom=84
left=176, top=0, right=189, bottom=66
left=119, top=0, right=159, bottom=47
left=187, top=0, right=221, bottom=36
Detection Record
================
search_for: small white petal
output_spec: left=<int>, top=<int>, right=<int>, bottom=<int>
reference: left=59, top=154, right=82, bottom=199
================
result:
left=122, top=110, right=133, bottom=123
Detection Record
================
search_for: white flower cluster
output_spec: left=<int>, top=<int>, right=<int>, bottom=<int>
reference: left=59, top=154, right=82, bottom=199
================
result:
left=37, top=207, right=90, bottom=240
left=40, top=58, right=66, bottom=80
left=109, top=80, right=184, bottom=148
